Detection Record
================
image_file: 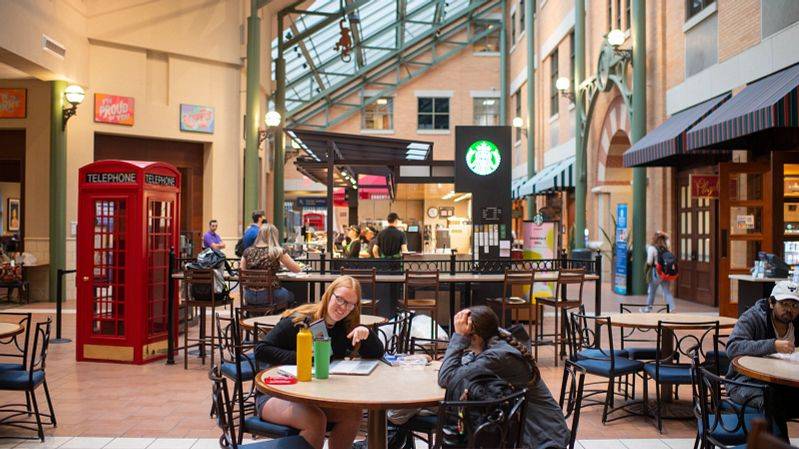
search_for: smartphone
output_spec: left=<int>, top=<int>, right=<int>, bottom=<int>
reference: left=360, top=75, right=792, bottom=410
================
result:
left=308, top=318, right=329, bottom=340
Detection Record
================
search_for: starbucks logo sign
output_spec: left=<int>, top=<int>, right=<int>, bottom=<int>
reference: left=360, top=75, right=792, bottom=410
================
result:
left=465, top=140, right=501, bottom=176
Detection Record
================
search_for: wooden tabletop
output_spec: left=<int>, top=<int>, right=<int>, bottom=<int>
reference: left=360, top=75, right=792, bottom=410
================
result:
left=278, top=272, right=598, bottom=283
left=0, top=322, right=23, bottom=339
left=241, top=314, right=387, bottom=331
left=733, top=353, right=799, bottom=388
left=255, top=362, right=445, bottom=410
left=605, top=313, right=738, bottom=329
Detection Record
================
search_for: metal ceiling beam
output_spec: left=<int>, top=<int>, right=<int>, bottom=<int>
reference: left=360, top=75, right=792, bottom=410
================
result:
left=397, top=0, right=407, bottom=49
left=289, top=22, right=328, bottom=96
left=280, top=0, right=372, bottom=50
left=433, top=0, right=447, bottom=24
left=345, top=0, right=366, bottom=68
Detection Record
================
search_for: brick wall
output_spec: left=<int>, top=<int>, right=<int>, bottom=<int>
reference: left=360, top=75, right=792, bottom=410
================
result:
left=717, top=0, right=761, bottom=62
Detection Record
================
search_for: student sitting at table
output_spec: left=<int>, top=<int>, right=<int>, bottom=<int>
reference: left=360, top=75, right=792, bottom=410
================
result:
left=726, top=280, right=799, bottom=439
left=241, top=223, right=302, bottom=309
left=438, top=306, right=570, bottom=449
left=254, top=276, right=385, bottom=449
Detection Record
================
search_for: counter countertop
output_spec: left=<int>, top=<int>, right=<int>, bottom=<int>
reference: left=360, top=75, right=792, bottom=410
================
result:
left=728, top=274, right=789, bottom=282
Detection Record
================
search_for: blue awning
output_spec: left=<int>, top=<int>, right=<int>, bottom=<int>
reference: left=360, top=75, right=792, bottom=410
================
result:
left=516, top=155, right=575, bottom=197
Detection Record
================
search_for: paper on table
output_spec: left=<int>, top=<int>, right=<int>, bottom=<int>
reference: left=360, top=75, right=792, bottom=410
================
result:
left=767, top=351, right=799, bottom=363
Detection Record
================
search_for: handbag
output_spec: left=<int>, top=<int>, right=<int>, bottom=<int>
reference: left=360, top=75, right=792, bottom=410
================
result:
left=0, top=263, right=22, bottom=283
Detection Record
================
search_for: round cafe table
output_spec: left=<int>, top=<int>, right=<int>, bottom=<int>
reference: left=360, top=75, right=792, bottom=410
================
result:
left=240, top=314, right=387, bottom=331
left=606, top=313, right=737, bottom=402
left=0, top=322, right=23, bottom=339
left=732, top=352, right=799, bottom=388
left=255, top=362, right=444, bottom=449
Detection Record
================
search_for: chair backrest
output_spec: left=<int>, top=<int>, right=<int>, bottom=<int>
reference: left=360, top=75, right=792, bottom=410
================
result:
left=410, top=336, right=449, bottom=360
left=556, top=269, right=585, bottom=302
left=374, top=309, right=415, bottom=355
left=434, top=388, right=528, bottom=449
left=653, top=321, right=719, bottom=372
left=341, top=267, right=377, bottom=300
left=559, top=361, right=586, bottom=449
left=502, top=270, right=535, bottom=302
left=209, top=367, right=239, bottom=448
left=184, top=268, right=217, bottom=302
left=0, top=312, right=32, bottom=367
left=618, top=302, right=669, bottom=349
left=404, top=270, right=440, bottom=303
left=215, top=312, right=241, bottom=366
left=695, top=364, right=769, bottom=448
left=239, top=269, right=278, bottom=290
left=747, top=418, right=798, bottom=449
left=28, top=319, right=51, bottom=381
left=566, top=308, right=616, bottom=363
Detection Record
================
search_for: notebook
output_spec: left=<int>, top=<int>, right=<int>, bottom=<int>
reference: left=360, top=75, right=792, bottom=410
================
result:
left=277, top=359, right=379, bottom=377
left=768, top=350, right=799, bottom=363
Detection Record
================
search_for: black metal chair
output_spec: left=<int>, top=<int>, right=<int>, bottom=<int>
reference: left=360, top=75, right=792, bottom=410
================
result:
left=618, top=302, right=670, bottom=360
left=0, top=312, right=32, bottom=372
left=0, top=319, right=55, bottom=441
left=642, top=320, right=720, bottom=433
left=373, top=309, right=415, bottom=355
left=209, top=367, right=312, bottom=449
left=566, top=310, right=643, bottom=424
left=559, top=360, right=586, bottom=449
left=433, top=388, right=528, bottom=449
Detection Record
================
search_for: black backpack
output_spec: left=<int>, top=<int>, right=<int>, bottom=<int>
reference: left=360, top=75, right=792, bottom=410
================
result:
left=442, top=368, right=517, bottom=447
left=234, top=238, right=245, bottom=257
left=656, top=247, right=679, bottom=281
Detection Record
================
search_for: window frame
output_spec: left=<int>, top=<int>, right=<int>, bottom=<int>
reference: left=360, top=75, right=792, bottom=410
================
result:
left=514, top=91, right=522, bottom=142
left=417, top=97, right=451, bottom=130
left=686, top=0, right=715, bottom=21
left=549, top=49, right=559, bottom=117
left=361, top=97, right=394, bottom=130
left=519, top=0, right=525, bottom=34
left=473, top=97, right=500, bottom=126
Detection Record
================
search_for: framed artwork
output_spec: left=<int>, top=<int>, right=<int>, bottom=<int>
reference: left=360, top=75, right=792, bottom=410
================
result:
left=94, top=93, right=135, bottom=126
left=7, top=198, right=20, bottom=232
left=179, top=104, right=215, bottom=133
left=0, top=88, right=27, bottom=118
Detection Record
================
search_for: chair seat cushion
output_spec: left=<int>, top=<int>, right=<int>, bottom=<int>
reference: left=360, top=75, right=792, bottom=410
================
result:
left=0, top=370, right=44, bottom=390
left=244, top=416, right=300, bottom=437
left=577, top=348, right=629, bottom=360
left=697, top=413, right=764, bottom=446
left=0, top=363, right=25, bottom=372
left=643, top=364, right=693, bottom=384
left=221, top=361, right=255, bottom=381
left=575, top=357, right=643, bottom=377
left=240, top=435, right=313, bottom=449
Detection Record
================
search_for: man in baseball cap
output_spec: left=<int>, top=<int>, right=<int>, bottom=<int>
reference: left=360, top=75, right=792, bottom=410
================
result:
left=726, top=280, right=799, bottom=439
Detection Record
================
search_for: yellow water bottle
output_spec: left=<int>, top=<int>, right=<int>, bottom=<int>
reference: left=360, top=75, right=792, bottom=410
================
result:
left=296, top=325, right=313, bottom=382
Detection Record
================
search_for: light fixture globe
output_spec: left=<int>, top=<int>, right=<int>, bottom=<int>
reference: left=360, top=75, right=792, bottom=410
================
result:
left=512, top=116, right=524, bottom=128
left=555, top=76, right=570, bottom=92
left=607, top=29, right=625, bottom=47
left=265, top=110, right=281, bottom=127
left=64, top=84, right=85, bottom=106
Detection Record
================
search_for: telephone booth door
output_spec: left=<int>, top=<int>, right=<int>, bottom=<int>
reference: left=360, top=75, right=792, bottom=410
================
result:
left=144, top=195, right=175, bottom=343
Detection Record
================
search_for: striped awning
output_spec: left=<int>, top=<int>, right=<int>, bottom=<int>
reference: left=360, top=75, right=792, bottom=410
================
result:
left=687, top=62, right=799, bottom=151
left=623, top=93, right=731, bottom=167
left=516, top=155, right=575, bottom=197
left=511, top=177, right=526, bottom=200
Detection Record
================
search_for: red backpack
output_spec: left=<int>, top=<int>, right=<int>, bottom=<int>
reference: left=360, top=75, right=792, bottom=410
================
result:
left=656, top=248, right=679, bottom=281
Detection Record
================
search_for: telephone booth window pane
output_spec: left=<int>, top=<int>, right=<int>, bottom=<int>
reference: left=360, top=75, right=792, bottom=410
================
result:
left=147, top=199, right=173, bottom=336
left=92, top=199, right=127, bottom=336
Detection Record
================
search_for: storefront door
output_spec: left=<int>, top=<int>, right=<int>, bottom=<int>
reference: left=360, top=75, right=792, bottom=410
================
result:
left=676, top=174, right=716, bottom=306
left=718, top=163, right=772, bottom=317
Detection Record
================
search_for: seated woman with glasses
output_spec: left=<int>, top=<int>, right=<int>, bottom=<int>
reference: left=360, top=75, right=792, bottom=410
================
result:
left=254, top=276, right=385, bottom=449
left=439, top=306, right=570, bottom=449
left=241, top=223, right=302, bottom=309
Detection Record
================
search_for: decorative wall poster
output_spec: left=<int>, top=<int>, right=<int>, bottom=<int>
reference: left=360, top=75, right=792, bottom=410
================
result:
left=179, top=104, right=215, bottom=133
left=0, top=88, right=26, bottom=118
left=7, top=198, right=20, bottom=232
left=613, top=203, right=628, bottom=295
left=690, top=174, right=719, bottom=199
left=94, top=93, right=135, bottom=126
left=523, top=221, right=556, bottom=299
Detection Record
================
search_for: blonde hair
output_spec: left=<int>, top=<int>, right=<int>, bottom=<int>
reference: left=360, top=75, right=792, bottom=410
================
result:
left=282, top=275, right=362, bottom=334
left=254, top=223, right=283, bottom=259
left=651, top=232, right=669, bottom=250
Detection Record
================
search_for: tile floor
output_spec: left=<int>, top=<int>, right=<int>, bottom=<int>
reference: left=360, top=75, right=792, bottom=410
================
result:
left=0, top=283, right=795, bottom=447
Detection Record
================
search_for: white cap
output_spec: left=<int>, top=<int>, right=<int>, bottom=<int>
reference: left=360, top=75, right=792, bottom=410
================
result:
left=771, top=281, right=799, bottom=302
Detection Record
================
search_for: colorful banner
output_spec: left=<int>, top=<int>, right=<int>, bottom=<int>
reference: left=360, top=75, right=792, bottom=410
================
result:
left=94, top=93, right=135, bottom=126
left=613, top=203, right=629, bottom=295
left=523, top=221, right=556, bottom=299
left=690, top=174, right=719, bottom=199
left=0, top=88, right=26, bottom=118
left=179, top=104, right=215, bottom=133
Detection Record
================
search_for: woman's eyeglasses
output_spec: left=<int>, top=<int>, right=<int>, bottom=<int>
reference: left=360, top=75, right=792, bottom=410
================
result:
left=331, top=293, right=357, bottom=311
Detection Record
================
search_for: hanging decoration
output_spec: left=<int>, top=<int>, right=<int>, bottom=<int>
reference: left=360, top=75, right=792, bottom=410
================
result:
left=334, top=19, right=353, bottom=63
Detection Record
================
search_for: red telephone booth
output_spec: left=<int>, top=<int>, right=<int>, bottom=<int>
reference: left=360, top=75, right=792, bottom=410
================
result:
left=76, top=160, right=180, bottom=364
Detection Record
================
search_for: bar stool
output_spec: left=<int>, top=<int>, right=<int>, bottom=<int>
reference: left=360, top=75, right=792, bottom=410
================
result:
left=340, top=267, right=378, bottom=315
left=533, top=268, right=585, bottom=366
left=182, top=268, right=231, bottom=369
left=403, top=270, right=440, bottom=339
left=486, top=269, right=537, bottom=339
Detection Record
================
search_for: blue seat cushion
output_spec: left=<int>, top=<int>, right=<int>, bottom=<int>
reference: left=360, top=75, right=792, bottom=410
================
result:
left=0, top=363, right=25, bottom=372
left=575, top=357, right=643, bottom=377
left=643, top=364, right=693, bottom=384
left=697, top=413, right=764, bottom=446
left=624, top=347, right=658, bottom=360
left=222, top=352, right=265, bottom=381
left=0, top=370, right=44, bottom=390
left=244, top=416, right=300, bottom=437
left=706, top=350, right=730, bottom=372
left=577, top=348, right=629, bottom=360
left=240, top=435, right=313, bottom=449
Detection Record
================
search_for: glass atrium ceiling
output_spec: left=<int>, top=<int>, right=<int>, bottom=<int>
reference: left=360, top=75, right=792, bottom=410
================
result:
left=271, top=0, right=474, bottom=114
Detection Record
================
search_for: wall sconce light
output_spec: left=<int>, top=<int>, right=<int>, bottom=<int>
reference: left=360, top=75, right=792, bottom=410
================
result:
left=512, top=116, right=528, bottom=136
left=607, top=29, right=632, bottom=59
left=62, top=84, right=85, bottom=130
left=259, top=110, right=282, bottom=145
left=555, top=76, right=575, bottom=103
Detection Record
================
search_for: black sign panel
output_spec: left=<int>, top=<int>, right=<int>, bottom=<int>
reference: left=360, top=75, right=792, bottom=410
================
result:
left=455, top=126, right=512, bottom=258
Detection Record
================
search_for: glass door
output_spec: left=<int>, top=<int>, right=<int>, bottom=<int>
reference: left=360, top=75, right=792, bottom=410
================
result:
left=90, top=199, right=128, bottom=337
left=146, top=197, right=174, bottom=337
left=718, top=163, right=772, bottom=317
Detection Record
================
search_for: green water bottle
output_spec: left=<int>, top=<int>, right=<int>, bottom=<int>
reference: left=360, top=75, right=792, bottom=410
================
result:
left=313, top=338, right=331, bottom=379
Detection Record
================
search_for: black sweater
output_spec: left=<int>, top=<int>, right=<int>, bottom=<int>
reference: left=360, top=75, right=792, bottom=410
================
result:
left=254, top=316, right=385, bottom=366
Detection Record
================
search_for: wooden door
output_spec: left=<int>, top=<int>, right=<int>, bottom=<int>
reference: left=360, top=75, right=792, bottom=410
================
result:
left=0, top=130, right=25, bottom=248
left=676, top=174, right=717, bottom=305
left=718, top=163, right=772, bottom=318
left=94, top=134, right=204, bottom=253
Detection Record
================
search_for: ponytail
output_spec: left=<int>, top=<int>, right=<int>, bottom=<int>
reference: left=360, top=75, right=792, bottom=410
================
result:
left=497, top=329, right=540, bottom=384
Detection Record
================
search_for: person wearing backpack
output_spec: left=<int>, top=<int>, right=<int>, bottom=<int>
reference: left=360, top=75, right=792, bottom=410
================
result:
left=642, top=231, right=677, bottom=313
left=438, top=306, right=570, bottom=449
